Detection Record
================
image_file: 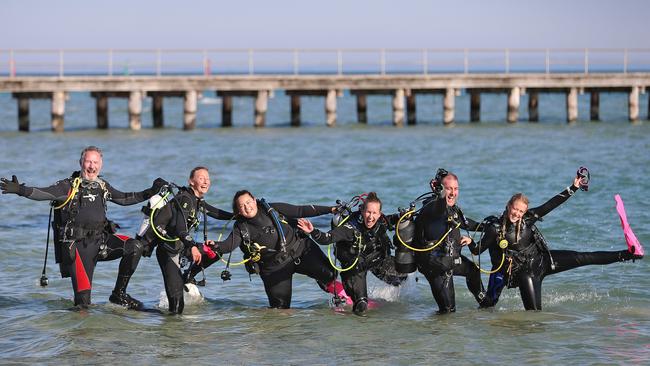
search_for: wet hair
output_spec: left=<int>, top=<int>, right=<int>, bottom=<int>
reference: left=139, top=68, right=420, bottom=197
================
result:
left=362, top=191, right=382, bottom=211
left=502, top=193, right=530, bottom=243
left=79, top=146, right=103, bottom=165
left=232, top=190, right=254, bottom=214
left=190, top=166, right=209, bottom=179
left=507, top=193, right=529, bottom=209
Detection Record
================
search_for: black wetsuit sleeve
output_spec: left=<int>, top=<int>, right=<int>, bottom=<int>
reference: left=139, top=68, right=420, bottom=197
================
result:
left=471, top=225, right=498, bottom=255
left=213, top=228, right=243, bottom=254
left=21, top=180, right=71, bottom=201
left=270, top=202, right=333, bottom=218
left=462, top=216, right=484, bottom=232
left=204, top=201, right=234, bottom=220
left=309, top=224, right=356, bottom=246
left=527, top=184, right=579, bottom=222
left=106, top=181, right=153, bottom=206
left=384, top=213, right=400, bottom=229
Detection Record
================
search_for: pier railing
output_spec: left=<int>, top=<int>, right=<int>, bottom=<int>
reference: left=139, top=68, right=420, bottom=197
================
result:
left=2, top=48, right=650, bottom=77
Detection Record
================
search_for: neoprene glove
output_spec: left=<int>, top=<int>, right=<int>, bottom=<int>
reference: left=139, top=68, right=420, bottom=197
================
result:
left=147, top=177, right=168, bottom=196
left=0, top=175, right=26, bottom=196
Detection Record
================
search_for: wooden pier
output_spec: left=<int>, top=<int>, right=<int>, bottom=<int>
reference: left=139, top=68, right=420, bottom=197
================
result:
left=2, top=73, right=649, bottom=131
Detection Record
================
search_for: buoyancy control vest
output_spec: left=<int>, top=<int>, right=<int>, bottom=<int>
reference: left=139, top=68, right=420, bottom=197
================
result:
left=51, top=171, right=112, bottom=277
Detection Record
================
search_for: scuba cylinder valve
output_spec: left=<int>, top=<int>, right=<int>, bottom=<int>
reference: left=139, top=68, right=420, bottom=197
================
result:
left=137, top=187, right=171, bottom=237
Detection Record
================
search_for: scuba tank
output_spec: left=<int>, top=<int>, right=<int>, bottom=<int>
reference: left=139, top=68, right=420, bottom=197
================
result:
left=394, top=209, right=416, bottom=274
left=137, top=188, right=171, bottom=238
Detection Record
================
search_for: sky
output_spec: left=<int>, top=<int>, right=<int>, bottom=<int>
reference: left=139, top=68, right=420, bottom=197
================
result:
left=2, top=0, right=649, bottom=50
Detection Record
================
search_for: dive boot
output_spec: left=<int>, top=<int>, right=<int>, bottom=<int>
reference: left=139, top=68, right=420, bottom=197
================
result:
left=353, top=298, right=368, bottom=316
left=109, top=290, right=143, bottom=310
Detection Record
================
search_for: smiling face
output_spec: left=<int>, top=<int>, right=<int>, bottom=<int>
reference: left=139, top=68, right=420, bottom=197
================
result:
left=362, top=201, right=382, bottom=229
left=507, top=199, right=528, bottom=224
left=189, top=168, right=211, bottom=198
left=80, top=150, right=103, bottom=181
left=441, top=175, right=459, bottom=207
left=236, top=193, right=258, bottom=219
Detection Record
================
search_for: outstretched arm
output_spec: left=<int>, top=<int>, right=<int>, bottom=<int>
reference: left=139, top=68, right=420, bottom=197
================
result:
left=271, top=202, right=335, bottom=219
left=528, top=177, right=581, bottom=220
left=107, top=178, right=167, bottom=206
left=204, top=201, right=234, bottom=220
left=1, top=175, right=70, bottom=201
left=297, top=218, right=355, bottom=245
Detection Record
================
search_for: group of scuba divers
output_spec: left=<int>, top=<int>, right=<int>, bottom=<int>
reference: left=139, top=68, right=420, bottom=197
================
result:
left=0, top=146, right=644, bottom=316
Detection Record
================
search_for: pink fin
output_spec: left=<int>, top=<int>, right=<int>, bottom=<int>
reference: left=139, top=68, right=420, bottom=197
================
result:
left=614, top=195, right=644, bottom=256
left=326, top=280, right=353, bottom=305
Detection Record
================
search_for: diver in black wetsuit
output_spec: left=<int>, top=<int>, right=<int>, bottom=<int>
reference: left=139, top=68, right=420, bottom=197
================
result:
left=0, top=146, right=165, bottom=309
left=473, top=174, right=644, bottom=311
left=412, top=170, right=487, bottom=314
left=187, top=190, right=337, bottom=309
left=136, top=166, right=233, bottom=314
left=297, top=192, right=407, bottom=315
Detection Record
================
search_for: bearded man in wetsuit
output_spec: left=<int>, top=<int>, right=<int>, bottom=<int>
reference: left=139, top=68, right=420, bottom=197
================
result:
left=413, top=170, right=487, bottom=314
left=0, top=146, right=165, bottom=309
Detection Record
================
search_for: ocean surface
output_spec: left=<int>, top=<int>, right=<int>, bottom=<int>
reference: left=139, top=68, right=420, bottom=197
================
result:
left=0, top=91, right=648, bottom=365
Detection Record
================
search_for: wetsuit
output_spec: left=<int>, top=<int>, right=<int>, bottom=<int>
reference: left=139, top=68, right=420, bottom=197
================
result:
left=191, top=201, right=335, bottom=309
left=137, top=186, right=232, bottom=314
left=474, top=184, right=639, bottom=311
left=12, top=172, right=157, bottom=307
left=307, top=211, right=407, bottom=314
left=413, top=190, right=486, bottom=314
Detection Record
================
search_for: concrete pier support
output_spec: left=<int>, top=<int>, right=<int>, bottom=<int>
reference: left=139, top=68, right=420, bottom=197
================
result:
left=528, top=91, right=539, bottom=122
left=590, top=91, right=600, bottom=121
left=406, top=93, right=416, bottom=125
left=95, top=95, right=108, bottom=129
left=392, top=88, right=405, bottom=126
left=507, top=87, right=520, bottom=123
left=128, top=91, right=142, bottom=130
left=290, top=95, right=301, bottom=126
left=566, top=87, right=578, bottom=123
left=17, top=97, right=29, bottom=131
left=51, top=91, right=65, bottom=132
left=325, top=89, right=337, bottom=127
left=629, top=86, right=639, bottom=122
left=356, top=94, right=367, bottom=123
left=443, top=88, right=455, bottom=125
left=184, top=90, right=198, bottom=130
left=254, top=90, right=268, bottom=127
left=152, top=95, right=164, bottom=128
left=222, top=95, right=233, bottom=127
left=470, top=91, right=480, bottom=122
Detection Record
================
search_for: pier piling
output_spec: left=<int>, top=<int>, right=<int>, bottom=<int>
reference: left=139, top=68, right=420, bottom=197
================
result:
left=590, top=91, right=600, bottom=121
left=290, top=95, right=301, bottom=126
left=443, top=88, right=455, bottom=125
left=566, top=87, right=578, bottom=123
left=325, top=89, right=337, bottom=127
left=629, top=86, right=639, bottom=122
left=17, top=97, right=29, bottom=131
left=507, top=87, right=520, bottom=123
left=128, top=91, right=142, bottom=130
left=406, top=93, right=416, bottom=125
left=393, top=89, right=405, bottom=126
left=184, top=90, right=198, bottom=130
left=528, top=91, right=539, bottom=122
left=51, top=91, right=65, bottom=132
left=255, top=90, right=268, bottom=127
left=356, top=94, right=367, bottom=123
left=470, top=91, right=480, bottom=122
